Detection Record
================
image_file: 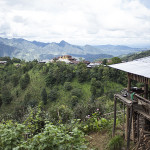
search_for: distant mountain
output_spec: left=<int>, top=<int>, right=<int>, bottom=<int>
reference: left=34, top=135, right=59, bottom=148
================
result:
left=0, top=37, right=146, bottom=61
left=0, top=42, right=16, bottom=56
left=32, top=41, right=49, bottom=47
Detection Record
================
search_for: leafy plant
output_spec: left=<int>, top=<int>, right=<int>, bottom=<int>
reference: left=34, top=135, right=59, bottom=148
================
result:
left=107, top=135, right=123, bottom=150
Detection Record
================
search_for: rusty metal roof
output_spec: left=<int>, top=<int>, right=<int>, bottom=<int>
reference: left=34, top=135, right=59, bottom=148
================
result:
left=109, top=56, right=150, bottom=78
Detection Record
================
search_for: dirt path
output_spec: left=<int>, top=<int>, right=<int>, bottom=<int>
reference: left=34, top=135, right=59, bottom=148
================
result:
left=86, top=131, right=110, bottom=150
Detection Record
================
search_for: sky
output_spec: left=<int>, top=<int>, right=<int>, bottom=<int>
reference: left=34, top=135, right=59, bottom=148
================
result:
left=0, top=0, right=150, bottom=47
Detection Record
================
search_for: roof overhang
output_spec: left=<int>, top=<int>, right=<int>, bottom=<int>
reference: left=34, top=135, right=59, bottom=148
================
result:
left=109, top=56, right=150, bottom=79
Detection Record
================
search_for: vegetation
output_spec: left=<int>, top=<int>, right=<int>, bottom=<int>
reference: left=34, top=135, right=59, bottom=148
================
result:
left=107, top=135, right=124, bottom=150
left=121, top=49, right=150, bottom=61
left=0, top=56, right=127, bottom=149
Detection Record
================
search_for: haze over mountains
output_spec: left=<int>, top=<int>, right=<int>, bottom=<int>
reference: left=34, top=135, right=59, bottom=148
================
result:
left=0, top=37, right=147, bottom=61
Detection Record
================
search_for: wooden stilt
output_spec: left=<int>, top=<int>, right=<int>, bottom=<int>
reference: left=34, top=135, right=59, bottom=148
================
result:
left=127, top=105, right=133, bottom=150
left=137, top=114, right=139, bottom=141
left=125, top=107, right=130, bottom=140
left=132, top=111, right=136, bottom=142
left=112, top=97, right=117, bottom=137
left=123, top=102, right=125, bottom=138
left=144, top=84, right=148, bottom=99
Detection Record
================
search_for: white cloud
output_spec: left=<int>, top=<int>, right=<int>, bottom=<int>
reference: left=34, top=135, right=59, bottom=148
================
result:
left=0, top=0, right=150, bottom=46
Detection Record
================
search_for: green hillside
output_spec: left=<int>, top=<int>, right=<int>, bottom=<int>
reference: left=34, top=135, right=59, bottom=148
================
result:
left=0, top=57, right=127, bottom=149
left=121, top=49, right=150, bottom=61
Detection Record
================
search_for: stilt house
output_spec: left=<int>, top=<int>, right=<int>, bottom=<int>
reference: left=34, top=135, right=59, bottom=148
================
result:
left=109, top=56, right=150, bottom=150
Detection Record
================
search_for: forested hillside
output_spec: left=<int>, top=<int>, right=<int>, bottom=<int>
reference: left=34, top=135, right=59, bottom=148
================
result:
left=0, top=57, right=127, bottom=149
left=122, top=49, right=150, bottom=61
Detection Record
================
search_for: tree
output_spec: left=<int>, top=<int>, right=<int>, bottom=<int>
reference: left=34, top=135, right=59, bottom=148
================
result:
left=76, top=63, right=89, bottom=82
left=48, top=89, right=58, bottom=101
left=41, top=88, right=47, bottom=105
left=90, top=78, right=104, bottom=99
left=1, top=87, right=12, bottom=104
left=0, top=96, right=2, bottom=107
left=71, top=96, right=78, bottom=107
left=71, top=88, right=82, bottom=98
left=102, top=59, right=107, bottom=65
left=12, top=57, right=21, bottom=63
left=111, top=57, right=122, bottom=64
left=64, top=82, right=72, bottom=91
left=20, top=73, right=30, bottom=90
left=11, top=74, right=19, bottom=87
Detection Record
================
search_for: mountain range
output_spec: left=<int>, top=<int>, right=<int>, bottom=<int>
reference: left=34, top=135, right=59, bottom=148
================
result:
left=0, top=37, right=147, bottom=61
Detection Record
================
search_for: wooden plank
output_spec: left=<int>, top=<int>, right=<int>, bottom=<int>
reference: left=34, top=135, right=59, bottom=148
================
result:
left=134, top=105, right=150, bottom=121
left=135, top=94, right=150, bottom=105
left=115, top=94, right=133, bottom=106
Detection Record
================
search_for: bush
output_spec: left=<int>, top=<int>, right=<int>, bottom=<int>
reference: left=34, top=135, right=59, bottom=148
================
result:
left=48, top=105, right=73, bottom=123
left=71, top=96, right=79, bottom=107
left=0, top=121, right=26, bottom=149
left=71, top=88, right=82, bottom=98
left=20, top=73, right=30, bottom=90
left=107, top=135, right=123, bottom=150
left=1, top=87, right=12, bottom=105
left=64, top=82, right=72, bottom=91
left=48, top=89, right=58, bottom=101
left=11, top=74, right=19, bottom=87
left=41, top=88, right=47, bottom=105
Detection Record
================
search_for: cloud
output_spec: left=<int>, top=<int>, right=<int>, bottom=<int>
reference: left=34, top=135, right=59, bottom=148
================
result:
left=0, top=0, right=150, bottom=46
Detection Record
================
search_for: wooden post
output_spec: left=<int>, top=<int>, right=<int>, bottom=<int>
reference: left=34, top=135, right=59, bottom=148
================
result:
left=123, top=102, right=125, bottom=138
left=127, top=105, right=133, bottom=150
left=144, top=84, right=148, bottom=99
left=127, top=73, right=131, bottom=92
left=132, top=111, right=136, bottom=142
left=125, top=106, right=130, bottom=140
left=137, top=113, right=139, bottom=141
left=112, top=97, right=117, bottom=137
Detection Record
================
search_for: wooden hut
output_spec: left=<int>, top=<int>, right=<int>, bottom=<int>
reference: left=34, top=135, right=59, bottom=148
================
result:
left=109, top=56, right=150, bottom=150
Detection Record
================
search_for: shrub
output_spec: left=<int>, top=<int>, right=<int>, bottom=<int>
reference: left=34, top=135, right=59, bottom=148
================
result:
left=71, top=88, right=82, bottom=98
left=11, top=74, right=19, bottom=87
left=71, top=96, right=78, bottom=107
left=48, top=89, right=58, bottom=101
left=1, top=87, right=12, bottom=105
left=107, top=135, right=123, bottom=150
left=20, top=73, right=30, bottom=90
left=41, top=88, right=47, bottom=105
left=64, top=82, right=72, bottom=91
left=48, top=105, right=73, bottom=123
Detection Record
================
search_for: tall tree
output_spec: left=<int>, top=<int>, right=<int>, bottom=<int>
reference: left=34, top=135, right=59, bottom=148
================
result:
left=41, top=88, right=47, bottom=105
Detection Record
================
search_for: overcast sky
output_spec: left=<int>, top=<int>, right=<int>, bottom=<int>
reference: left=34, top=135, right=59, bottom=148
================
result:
left=0, top=0, right=150, bottom=47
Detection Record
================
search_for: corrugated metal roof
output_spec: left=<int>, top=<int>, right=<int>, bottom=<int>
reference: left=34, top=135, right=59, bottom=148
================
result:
left=109, top=56, right=150, bottom=78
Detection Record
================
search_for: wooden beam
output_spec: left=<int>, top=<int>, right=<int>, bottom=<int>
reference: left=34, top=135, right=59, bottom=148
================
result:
left=112, top=97, right=117, bottom=137
left=115, top=94, right=133, bottom=106
left=128, top=73, right=149, bottom=85
left=134, top=94, right=150, bottom=105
